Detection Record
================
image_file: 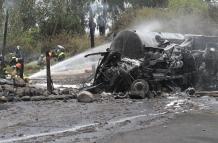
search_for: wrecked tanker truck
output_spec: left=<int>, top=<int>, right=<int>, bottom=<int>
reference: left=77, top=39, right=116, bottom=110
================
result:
left=85, top=30, right=218, bottom=98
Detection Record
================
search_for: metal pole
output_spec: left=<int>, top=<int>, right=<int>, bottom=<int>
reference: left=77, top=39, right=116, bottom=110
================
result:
left=89, top=9, right=95, bottom=48
left=1, top=9, right=9, bottom=68
left=46, top=51, right=53, bottom=94
left=90, top=28, right=95, bottom=48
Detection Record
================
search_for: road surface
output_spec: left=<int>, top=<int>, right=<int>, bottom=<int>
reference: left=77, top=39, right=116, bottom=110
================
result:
left=0, top=93, right=217, bottom=143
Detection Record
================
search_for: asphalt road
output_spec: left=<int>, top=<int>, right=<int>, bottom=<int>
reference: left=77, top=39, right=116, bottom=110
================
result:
left=0, top=94, right=217, bottom=143
left=103, top=112, right=218, bottom=143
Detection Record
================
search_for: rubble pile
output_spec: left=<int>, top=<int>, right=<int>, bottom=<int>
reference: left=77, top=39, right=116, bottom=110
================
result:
left=0, top=78, right=79, bottom=103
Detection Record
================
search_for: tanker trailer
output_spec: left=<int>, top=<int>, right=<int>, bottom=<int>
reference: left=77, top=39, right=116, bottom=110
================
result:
left=85, top=30, right=198, bottom=98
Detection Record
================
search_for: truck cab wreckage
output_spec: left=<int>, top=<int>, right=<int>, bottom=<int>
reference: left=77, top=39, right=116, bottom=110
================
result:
left=85, top=30, right=218, bottom=99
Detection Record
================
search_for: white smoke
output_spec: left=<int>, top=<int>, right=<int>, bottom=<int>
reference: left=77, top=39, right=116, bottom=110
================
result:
left=161, top=14, right=218, bottom=36
left=133, top=20, right=162, bottom=33
left=131, top=14, right=218, bottom=36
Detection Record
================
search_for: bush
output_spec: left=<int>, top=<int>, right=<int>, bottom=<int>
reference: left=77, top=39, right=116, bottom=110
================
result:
left=7, top=30, right=106, bottom=63
left=168, top=0, right=208, bottom=16
left=40, top=33, right=105, bottom=57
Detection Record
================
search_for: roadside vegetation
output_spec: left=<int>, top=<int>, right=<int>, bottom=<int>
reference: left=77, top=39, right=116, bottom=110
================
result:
left=112, top=0, right=217, bottom=35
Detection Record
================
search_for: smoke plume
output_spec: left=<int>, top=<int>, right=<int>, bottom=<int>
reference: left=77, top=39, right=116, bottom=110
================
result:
left=132, top=14, right=218, bottom=36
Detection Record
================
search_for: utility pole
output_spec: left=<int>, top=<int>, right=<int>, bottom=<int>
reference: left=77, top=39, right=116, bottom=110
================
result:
left=89, top=8, right=95, bottom=48
left=1, top=9, right=9, bottom=69
left=46, top=51, right=53, bottom=94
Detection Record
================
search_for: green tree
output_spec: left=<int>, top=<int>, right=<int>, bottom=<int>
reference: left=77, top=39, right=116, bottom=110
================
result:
left=19, top=0, right=36, bottom=30
left=0, top=0, right=3, bottom=34
left=35, top=0, right=91, bottom=36
left=207, top=0, right=218, bottom=22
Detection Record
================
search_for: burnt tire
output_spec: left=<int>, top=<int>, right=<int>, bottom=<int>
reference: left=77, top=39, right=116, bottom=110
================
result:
left=130, top=79, right=149, bottom=99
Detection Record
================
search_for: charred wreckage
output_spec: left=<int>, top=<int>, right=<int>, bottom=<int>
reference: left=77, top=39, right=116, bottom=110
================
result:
left=84, top=30, right=218, bottom=98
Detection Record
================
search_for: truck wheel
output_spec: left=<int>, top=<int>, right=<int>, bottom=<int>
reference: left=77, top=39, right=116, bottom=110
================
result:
left=130, top=79, right=149, bottom=99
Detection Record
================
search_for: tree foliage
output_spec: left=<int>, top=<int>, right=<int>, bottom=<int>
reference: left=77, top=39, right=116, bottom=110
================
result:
left=207, top=0, right=218, bottom=22
left=19, top=0, right=36, bottom=30
left=0, top=0, right=216, bottom=60
left=35, top=0, right=89, bottom=36
left=0, top=0, right=212, bottom=36
left=0, top=0, right=4, bottom=33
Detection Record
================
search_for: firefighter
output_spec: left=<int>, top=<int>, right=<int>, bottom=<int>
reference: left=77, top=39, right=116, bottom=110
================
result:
left=57, top=45, right=65, bottom=61
left=15, top=45, right=23, bottom=59
left=52, top=45, right=65, bottom=61
left=10, top=46, right=24, bottom=78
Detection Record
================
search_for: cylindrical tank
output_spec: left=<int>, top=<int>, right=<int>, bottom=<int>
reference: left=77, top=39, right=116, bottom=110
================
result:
left=110, top=30, right=185, bottom=59
left=110, top=30, right=146, bottom=59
